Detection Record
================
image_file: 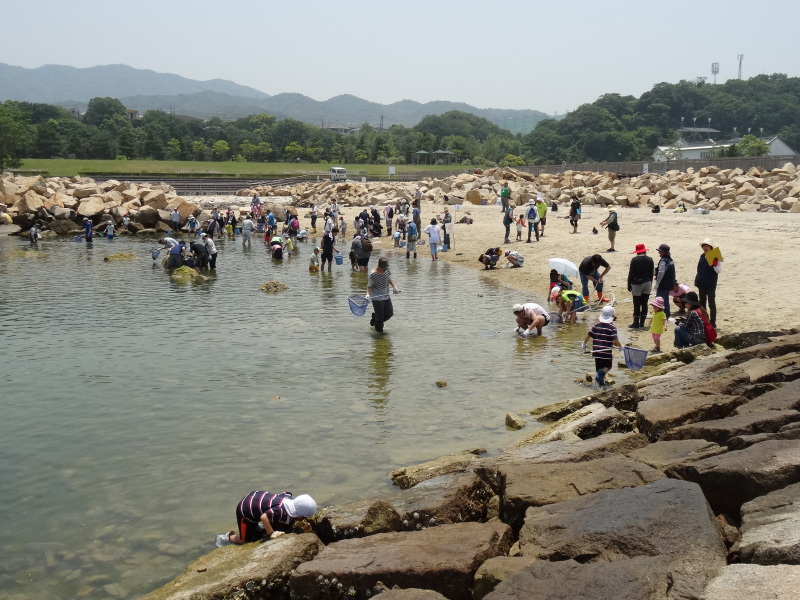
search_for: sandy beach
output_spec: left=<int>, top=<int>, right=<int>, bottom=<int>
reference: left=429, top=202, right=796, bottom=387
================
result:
left=372, top=200, right=800, bottom=347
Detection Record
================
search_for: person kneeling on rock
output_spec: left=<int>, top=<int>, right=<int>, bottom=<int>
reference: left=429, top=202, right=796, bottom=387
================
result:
left=216, top=490, right=317, bottom=547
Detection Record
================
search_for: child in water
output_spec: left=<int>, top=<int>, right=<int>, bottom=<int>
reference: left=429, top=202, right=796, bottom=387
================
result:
left=309, top=247, right=320, bottom=272
left=647, top=296, right=667, bottom=353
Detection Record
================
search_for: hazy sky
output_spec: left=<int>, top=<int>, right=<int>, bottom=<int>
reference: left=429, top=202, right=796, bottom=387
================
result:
left=5, top=0, right=799, bottom=114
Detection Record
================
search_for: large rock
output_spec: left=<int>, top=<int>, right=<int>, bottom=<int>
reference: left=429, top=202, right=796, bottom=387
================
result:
left=140, top=533, right=324, bottom=600
left=143, top=189, right=169, bottom=209
left=733, top=378, right=800, bottom=415
left=516, top=403, right=631, bottom=445
left=703, top=564, right=800, bottom=599
left=473, top=556, right=539, bottom=600
left=76, top=196, right=107, bottom=218
left=483, top=557, right=673, bottom=600
left=660, top=409, right=800, bottom=444
left=666, top=439, right=800, bottom=515
left=624, top=439, right=726, bottom=471
left=518, top=479, right=726, bottom=597
left=497, top=455, right=665, bottom=531
left=290, top=521, right=512, bottom=600
left=390, top=453, right=480, bottom=489
left=378, top=590, right=448, bottom=600
left=465, top=189, right=482, bottom=205
left=16, top=190, right=45, bottom=213
left=47, top=219, right=81, bottom=235
left=739, top=481, right=800, bottom=565
left=135, top=205, right=161, bottom=227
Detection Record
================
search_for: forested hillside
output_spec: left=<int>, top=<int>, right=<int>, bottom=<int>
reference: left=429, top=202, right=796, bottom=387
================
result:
left=1, top=74, right=798, bottom=171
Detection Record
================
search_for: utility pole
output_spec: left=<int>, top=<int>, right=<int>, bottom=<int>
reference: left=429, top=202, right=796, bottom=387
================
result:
left=379, top=115, right=384, bottom=131
left=711, top=63, right=719, bottom=85
left=737, top=54, right=744, bottom=80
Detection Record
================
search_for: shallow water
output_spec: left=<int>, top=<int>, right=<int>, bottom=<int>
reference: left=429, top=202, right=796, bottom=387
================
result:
left=0, top=233, right=625, bottom=599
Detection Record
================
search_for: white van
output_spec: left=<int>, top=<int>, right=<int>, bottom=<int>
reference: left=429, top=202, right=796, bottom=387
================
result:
left=329, top=167, right=347, bottom=182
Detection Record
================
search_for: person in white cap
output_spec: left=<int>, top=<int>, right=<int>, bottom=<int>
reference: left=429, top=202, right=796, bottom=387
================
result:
left=582, top=305, right=622, bottom=386
left=216, top=490, right=317, bottom=547
left=512, top=303, right=548, bottom=337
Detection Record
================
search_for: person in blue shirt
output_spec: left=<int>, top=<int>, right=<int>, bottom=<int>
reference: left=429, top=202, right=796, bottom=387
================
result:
left=83, top=217, right=93, bottom=242
left=406, top=220, right=418, bottom=259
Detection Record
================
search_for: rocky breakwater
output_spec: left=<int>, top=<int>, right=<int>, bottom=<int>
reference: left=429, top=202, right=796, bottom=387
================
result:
left=143, top=329, right=800, bottom=600
left=0, top=173, right=201, bottom=236
left=237, top=162, right=800, bottom=216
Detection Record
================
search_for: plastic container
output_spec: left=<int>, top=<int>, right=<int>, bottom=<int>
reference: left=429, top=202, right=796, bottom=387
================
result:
left=334, top=253, right=343, bottom=265
left=623, top=346, right=648, bottom=371
left=234, top=228, right=241, bottom=234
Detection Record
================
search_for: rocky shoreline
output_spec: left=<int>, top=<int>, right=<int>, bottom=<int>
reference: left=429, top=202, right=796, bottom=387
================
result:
left=142, top=329, right=800, bottom=600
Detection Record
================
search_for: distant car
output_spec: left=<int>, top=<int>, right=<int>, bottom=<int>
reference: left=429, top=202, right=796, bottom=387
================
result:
left=329, top=167, right=347, bottom=182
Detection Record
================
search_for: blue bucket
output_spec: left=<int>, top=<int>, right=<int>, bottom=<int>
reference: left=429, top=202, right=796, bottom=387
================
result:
left=334, top=253, right=343, bottom=265
left=234, top=228, right=241, bottom=234
left=348, top=295, right=369, bottom=317
left=623, top=346, right=648, bottom=371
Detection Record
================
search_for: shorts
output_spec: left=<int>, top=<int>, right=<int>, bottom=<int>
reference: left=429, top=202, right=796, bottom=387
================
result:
left=594, top=356, right=613, bottom=372
left=235, top=506, right=264, bottom=543
left=321, top=250, right=333, bottom=262
left=357, top=257, right=370, bottom=267
left=607, top=228, right=617, bottom=242
left=539, top=217, right=547, bottom=226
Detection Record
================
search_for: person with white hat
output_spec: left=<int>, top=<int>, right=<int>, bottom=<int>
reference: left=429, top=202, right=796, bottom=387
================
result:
left=525, top=199, right=540, bottom=242
left=216, top=490, right=317, bottom=547
left=582, top=305, right=623, bottom=387
left=512, top=303, right=548, bottom=337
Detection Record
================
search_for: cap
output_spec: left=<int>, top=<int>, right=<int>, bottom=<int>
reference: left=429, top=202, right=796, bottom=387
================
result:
left=598, top=305, right=616, bottom=323
left=512, top=304, right=524, bottom=313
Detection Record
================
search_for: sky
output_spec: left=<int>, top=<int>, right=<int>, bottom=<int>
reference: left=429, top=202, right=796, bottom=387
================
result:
left=5, top=0, right=800, bottom=115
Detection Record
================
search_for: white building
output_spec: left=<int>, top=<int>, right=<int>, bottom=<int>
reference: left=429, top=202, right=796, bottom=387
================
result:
left=653, top=135, right=797, bottom=162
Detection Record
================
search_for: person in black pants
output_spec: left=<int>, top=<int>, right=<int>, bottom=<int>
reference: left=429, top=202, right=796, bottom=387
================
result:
left=627, top=243, right=655, bottom=328
left=695, top=238, right=722, bottom=327
left=654, top=243, right=676, bottom=319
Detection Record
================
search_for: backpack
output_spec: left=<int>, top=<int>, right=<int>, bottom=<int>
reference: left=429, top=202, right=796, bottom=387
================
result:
left=526, top=205, right=537, bottom=220
left=387, top=206, right=394, bottom=219
left=698, top=310, right=717, bottom=346
left=361, top=237, right=373, bottom=252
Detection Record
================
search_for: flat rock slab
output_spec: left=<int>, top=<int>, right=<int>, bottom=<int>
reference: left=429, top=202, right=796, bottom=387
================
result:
left=625, top=439, right=727, bottom=471
left=703, top=564, right=800, bottom=599
left=666, top=439, right=800, bottom=516
left=515, top=403, right=630, bottom=446
left=518, top=479, right=725, bottom=596
left=390, top=453, right=480, bottom=489
left=737, top=353, right=800, bottom=383
left=637, top=391, right=747, bottom=441
left=500, top=455, right=665, bottom=531
left=483, top=557, right=673, bottom=600
left=312, top=472, right=492, bottom=543
left=660, top=409, right=800, bottom=445
left=290, top=521, right=512, bottom=600
left=473, top=556, right=539, bottom=600
left=377, top=590, right=449, bottom=600
left=734, top=378, right=800, bottom=415
left=141, top=533, right=324, bottom=600
left=739, top=481, right=800, bottom=564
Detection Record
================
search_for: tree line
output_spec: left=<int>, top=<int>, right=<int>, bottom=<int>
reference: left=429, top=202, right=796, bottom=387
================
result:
left=1, top=74, right=799, bottom=171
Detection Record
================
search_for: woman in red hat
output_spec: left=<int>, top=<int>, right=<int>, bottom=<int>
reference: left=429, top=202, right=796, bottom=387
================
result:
left=626, top=243, right=654, bottom=329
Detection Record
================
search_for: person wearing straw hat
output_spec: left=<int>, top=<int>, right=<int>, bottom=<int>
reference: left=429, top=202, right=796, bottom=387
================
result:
left=599, top=205, right=620, bottom=252
left=627, top=243, right=655, bottom=329
left=582, top=305, right=623, bottom=387
left=440, top=206, right=452, bottom=251
left=215, top=490, right=317, bottom=547
left=367, top=257, right=400, bottom=333
left=695, top=238, right=723, bottom=328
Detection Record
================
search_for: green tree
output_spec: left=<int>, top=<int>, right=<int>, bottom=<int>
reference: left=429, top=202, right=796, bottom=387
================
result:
left=736, top=134, right=770, bottom=156
left=212, top=139, right=230, bottom=161
left=83, top=97, right=127, bottom=127
left=283, top=141, right=304, bottom=161
left=0, top=101, right=32, bottom=169
left=34, top=119, right=64, bottom=158
left=165, top=138, right=182, bottom=160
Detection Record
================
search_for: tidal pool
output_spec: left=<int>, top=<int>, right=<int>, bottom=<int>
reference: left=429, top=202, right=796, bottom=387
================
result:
left=0, top=233, right=624, bottom=599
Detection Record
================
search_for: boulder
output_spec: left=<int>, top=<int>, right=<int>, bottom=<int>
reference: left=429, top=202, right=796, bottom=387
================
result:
left=135, top=206, right=161, bottom=227
left=143, top=189, right=169, bottom=210
left=465, top=190, right=482, bottom=205
left=518, top=479, right=726, bottom=597
left=505, top=413, right=526, bottom=430
left=290, top=521, right=513, bottom=600
left=482, top=557, right=673, bottom=600
left=473, top=556, right=538, bottom=600
left=516, top=403, right=630, bottom=445
left=660, top=409, right=800, bottom=445
left=498, top=455, right=665, bottom=531
left=72, top=184, right=101, bottom=199
left=390, top=453, right=481, bottom=490
left=47, top=219, right=81, bottom=235
left=666, top=439, right=800, bottom=515
left=17, top=190, right=45, bottom=214
left=703, top=564, right=800, bottom=600
left=377, top=590, right=449, bottom=600
left=739, top=481, right=800, bottom=565
left=624, top=439, right=726, bottom=471
left=140, top=533, right=324, bottom=600
left=733, top=378, right=800, bottom=415
left=76, top=196, right=107, bottom=218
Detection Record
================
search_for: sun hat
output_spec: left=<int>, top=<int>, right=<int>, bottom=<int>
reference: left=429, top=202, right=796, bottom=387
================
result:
left=650, top=296, right=665, bottom=309
left=607, top=205, right=617, bottom=211
left=284, top=494, right=317, bottom=518
left=598, top=305, right=616, bottom=323
left=656, top=243, right=671, bottom=254
left=700, top=238, right=713, bottom=247
left=528, top=199, right=536, bottom=204
left=512, top=304, right=524, bottom=313
left=632, top=243, right=649, bottom=254
left=443, top=206, right=449, bottom=211
left=683, top=291, right=702, bottom=306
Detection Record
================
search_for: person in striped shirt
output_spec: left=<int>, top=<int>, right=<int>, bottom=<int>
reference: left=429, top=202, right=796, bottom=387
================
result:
left=367, top=257, right=400, bottom=333
left=583, top=305, right=623, bottom=387
left=216, top=490, right=317, bottom=547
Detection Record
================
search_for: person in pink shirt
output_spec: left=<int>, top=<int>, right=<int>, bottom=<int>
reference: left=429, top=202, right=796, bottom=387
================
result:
left=669, top=282, right=692, bottom=314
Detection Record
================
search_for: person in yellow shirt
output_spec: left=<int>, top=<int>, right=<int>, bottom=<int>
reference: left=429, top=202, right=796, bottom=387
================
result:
left=647, top=296, right=667, bottom=353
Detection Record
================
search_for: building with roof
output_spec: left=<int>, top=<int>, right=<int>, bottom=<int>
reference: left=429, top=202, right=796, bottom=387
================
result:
left=653, top=129, right=796, bottom=162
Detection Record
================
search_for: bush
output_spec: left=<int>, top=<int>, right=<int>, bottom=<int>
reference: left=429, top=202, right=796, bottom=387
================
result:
left=115, top=155, right=127, bottom=160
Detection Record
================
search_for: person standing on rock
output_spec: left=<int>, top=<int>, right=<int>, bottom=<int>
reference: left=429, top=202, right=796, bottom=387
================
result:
left=695, top=238, right=723, bottom=328
left=202, top=233, right=218, bottom=270
left=654, top=243, right=676, bottom=319
left=627, top=243, right=655, bottom=329
left=170, top=208, right=181, bottom=234
left=569, top=195, right=581, bottom=234
left=367, top=257, right=400, bottom=333
left=215, top=490, right=317, bottom=547
left=599, top=206, right=619, bottom=252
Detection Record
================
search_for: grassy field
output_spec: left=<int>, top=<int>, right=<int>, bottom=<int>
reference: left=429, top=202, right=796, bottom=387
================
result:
left=18, top=159, right=467, bottom=178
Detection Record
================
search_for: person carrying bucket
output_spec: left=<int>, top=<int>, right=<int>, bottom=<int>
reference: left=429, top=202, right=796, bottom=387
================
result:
left=320, top=228, right=339, bottom=272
